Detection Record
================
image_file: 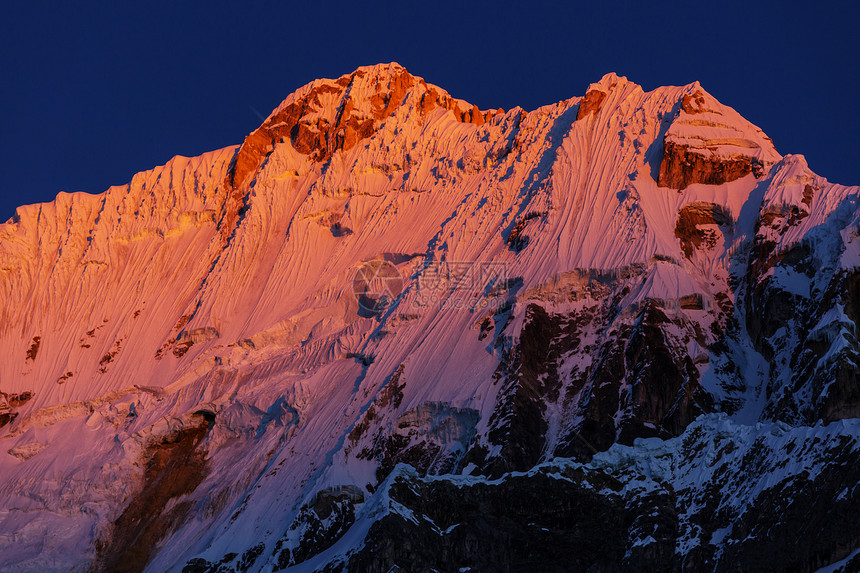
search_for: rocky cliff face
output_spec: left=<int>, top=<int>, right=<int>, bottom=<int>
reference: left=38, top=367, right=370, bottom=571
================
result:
left=657, top=88, right=780, bottom=190
left=0, top=64, right=857, bottom=572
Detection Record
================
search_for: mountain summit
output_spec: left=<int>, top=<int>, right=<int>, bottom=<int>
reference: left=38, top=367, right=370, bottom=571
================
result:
left=1, top=65, right=858, bottom=572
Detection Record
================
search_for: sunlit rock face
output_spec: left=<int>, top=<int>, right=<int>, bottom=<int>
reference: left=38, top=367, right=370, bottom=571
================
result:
left=657, top=88, right=780, bottom=190
left=0, top=64, right=858, bottom=573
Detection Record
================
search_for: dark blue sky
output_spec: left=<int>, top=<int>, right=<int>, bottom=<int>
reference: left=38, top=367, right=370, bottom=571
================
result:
left=2, top=1, right=857, bottom=222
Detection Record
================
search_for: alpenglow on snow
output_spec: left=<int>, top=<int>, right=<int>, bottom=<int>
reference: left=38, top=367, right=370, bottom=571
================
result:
left=0, top=63, right=858, bottom=572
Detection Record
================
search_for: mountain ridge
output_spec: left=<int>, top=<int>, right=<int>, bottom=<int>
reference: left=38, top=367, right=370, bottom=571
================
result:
left=0, top=64, right=858, bottom=572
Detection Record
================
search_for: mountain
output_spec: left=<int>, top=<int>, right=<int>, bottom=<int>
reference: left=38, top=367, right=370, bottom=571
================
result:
left=0, top=62, right=858, bottom=572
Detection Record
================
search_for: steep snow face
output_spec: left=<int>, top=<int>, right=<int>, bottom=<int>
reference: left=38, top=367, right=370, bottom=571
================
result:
left=0, top=64, right=857, bottom=572
left=0, top=148, right=236, bottom=406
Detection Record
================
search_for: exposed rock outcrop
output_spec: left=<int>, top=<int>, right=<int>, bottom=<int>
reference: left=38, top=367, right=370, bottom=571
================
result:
left=675, top=201, right=733, bottom=258
left=658, top=139, right=757, bottom=190
left=347, top=469, right=669, bottom=573
left=0, top=390, right=33, bottom=429
left=92, top=414, right=213, bottom=573
left=657, top=87, right=780, bottom=190
left=225, top=63, right=494, bottom=190
left=576, top=88, right=607, bottom=120
left=328, top=417, right=860, bottom=573
left=271, top=486, right=364, bottom=570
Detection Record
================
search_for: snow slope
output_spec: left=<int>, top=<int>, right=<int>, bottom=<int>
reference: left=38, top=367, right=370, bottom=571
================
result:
left=0, top=63, right=857, bottom=572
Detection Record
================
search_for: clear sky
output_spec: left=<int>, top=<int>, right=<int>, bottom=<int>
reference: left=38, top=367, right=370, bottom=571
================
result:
left=1, top=0, right=857, bottom=222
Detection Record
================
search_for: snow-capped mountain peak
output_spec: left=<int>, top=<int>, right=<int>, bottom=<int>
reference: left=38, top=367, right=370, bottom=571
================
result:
left=0, top=64, right=858, bottom=573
